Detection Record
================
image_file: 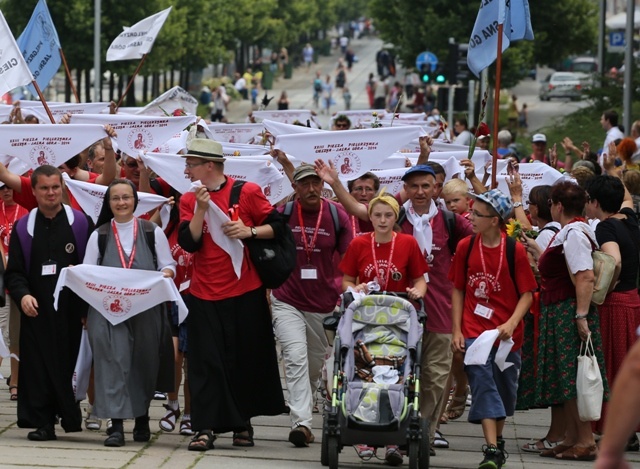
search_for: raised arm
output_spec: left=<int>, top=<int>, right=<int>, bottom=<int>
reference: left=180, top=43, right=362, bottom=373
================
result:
left=314, top=158, right=369, bottom=221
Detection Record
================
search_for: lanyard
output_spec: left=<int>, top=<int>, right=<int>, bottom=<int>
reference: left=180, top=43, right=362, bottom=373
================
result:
left=478, top=233, right=505, bottom=301
left=1, top=202, right=18, bottom=239
left=298, top=201, right=324, bottom=264
left=112, top=219, right=138, bottom=269
left=370, top=232, right=397, bottom=291
left=351, top=215, right=358, bottom=237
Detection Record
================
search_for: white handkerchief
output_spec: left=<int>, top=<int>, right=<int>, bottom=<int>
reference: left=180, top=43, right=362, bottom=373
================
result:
left=371, top=365, right=399, bottom=384
left=464, top=329, right=500, bottom=366
left=495, top=338, right=515, bottom=371
left=188, top=181, right=244, bottom=279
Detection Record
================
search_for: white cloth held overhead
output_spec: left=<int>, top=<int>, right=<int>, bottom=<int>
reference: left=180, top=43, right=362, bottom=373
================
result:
left=106, top=6, right=172, bottom=61
left=53, top=264, right=188, bottom=326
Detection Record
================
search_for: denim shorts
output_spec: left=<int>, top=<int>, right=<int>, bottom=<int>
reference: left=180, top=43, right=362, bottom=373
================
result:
left=464, top=338, right=521, bottom=424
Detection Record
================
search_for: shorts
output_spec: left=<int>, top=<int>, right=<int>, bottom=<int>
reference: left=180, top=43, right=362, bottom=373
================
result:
left=170, top=300, right=188, bottom=353
left=464, top=338, right=521, bottom=424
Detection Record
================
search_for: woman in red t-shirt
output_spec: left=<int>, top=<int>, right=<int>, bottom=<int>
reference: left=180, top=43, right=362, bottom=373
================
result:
left=340, top=190, right=428, bottom=300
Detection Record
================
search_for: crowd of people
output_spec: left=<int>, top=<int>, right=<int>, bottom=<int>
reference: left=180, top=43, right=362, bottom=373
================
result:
left=1, top=70, right=640, bottom=469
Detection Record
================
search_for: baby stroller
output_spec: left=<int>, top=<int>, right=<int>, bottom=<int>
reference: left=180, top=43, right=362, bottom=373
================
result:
left=321, top=292, right=429, bottom=469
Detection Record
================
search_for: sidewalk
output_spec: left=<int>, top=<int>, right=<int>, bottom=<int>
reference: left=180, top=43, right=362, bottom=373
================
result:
left=225, top=36, right=383, bottom=127
left=0, top=355, right=636, bottom=468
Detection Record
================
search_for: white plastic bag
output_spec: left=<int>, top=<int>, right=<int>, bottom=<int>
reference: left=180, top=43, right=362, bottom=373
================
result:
left=576, top=334, right=604, bottom=422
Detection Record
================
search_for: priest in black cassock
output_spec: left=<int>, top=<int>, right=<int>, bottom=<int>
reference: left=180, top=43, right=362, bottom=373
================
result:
left=4, top=165, right=93, bottom=441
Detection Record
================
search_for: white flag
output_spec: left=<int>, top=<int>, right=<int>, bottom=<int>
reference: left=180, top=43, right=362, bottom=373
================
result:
left=0, top=11, right=34, bottom=97
left=207, top=123, right=266, bottom=144
left=251, top=110, right=320, bottom=128
left=494, top=162, right=562, bottom=209
left=275, top=126, right=424, bottom=181
left=133, top=86, right=198, bottom=117
left=0, top=124, right=105, bottom=170
left=54, top=264, right=188, bottom=325
left=106, top=7, right=172, bottom=62
left=221, top=142, right=270, bottom=157
left=69, top=114, right=195, bottom=156
left=62, top=173, right=168, bottom=223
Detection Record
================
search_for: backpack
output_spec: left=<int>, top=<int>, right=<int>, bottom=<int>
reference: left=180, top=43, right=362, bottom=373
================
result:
left=229, top=181, right=296, bottom=289
left=538, top=225, right=559, bottom=235
left=97, top=219, right=157, bottom=268
left=397, top=207, right=458, bottom=254
left=15, top=206, right=90, bottom=274
left=313, top=79, right=323, bottom=93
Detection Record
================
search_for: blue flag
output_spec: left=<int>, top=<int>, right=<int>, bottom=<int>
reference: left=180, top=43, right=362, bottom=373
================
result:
left=16, top=0, right=62, bottom=95
left=468, top=0, right=534, bottom=77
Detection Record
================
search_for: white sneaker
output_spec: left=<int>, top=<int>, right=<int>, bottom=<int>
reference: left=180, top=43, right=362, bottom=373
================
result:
left=84, top=405, right=102, bottom=431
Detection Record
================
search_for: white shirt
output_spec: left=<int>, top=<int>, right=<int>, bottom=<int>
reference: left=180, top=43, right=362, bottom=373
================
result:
left=454, top=130, right=473, bottom=146
left=599, top=126, right=625, bottom=166
left=234, top=77, right=247, bottom=91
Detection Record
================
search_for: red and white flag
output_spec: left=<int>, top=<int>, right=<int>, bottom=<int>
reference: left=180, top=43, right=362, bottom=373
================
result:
left=106, top=7, right=172, bottom=62
left=0, top=11, right=34, bottom=97
left=69, top=114, right=195, bottom=156
left=54, top=264, right=188, bottom=325
left=0, top=124, right=105, bottom=170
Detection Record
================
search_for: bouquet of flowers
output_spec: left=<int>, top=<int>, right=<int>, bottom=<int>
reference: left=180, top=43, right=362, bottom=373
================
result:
left=506, top=219, right=538, bottom=239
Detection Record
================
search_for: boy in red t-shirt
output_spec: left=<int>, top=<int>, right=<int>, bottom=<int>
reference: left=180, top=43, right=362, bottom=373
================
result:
left=449, top=189, right=537, bottom=469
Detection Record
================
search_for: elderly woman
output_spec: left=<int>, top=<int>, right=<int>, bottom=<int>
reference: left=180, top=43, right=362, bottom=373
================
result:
left=524, top=180, right=607, bottom=461
left=83, top=179, right=176, bottom=447
left=339, top=189, right=429, bottom=466
left=584, top=175, right=640, bottom=446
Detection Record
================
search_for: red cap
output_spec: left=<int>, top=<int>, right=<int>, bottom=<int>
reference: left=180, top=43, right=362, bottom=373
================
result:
left=476, top=122, right=490, bottom=139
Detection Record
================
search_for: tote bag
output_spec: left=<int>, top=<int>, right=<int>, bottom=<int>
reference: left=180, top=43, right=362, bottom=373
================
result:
left=576, top=334, right=604, bottom=422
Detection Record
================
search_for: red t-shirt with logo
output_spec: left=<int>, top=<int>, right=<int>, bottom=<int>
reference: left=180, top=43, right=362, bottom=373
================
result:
left=448, top=234, right=537, bottom=350
left=179, top=178, right=272, bottom=301
left=0, top=202, right=28, bottom=254
left=339, top=232, right=429, bottom=292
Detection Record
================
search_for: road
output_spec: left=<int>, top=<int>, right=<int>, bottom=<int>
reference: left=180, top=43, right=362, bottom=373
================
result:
left=511, top=66, right=591, bottom=132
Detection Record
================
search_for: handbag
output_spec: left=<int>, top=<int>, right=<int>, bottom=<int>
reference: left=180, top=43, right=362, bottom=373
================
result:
left=576, top=334, right=604, bottom=422
left=565, top=229, right=616, bottom=305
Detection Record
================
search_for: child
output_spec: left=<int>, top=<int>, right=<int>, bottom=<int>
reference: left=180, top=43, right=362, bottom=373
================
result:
left=442, top=179, right=471, bottom=218
left=449, top=189, right=537, bottom=469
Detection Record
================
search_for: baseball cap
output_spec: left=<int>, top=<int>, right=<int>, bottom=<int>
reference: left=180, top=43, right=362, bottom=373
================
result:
left=531, top=133, right=547, bottom=143
left=401, top=164, right=436, bottom=181
left=292, top=164, right=320, bottom=182
left=470, top=189, right=513, bottom=221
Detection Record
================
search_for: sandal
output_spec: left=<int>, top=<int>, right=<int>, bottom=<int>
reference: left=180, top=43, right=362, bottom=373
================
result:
left=9, top=385, right=17, bottom=401
left=522, top=437, right=561, bottom=453
left=555, top=444, right=597, bottom=461
left=159, top=404, right=181, bottom=432
left=188, top=430, right=215, bottom=452
left=233, top=424, right=255, bottom=447
left=180, top=419, right=194, bottom=436
left=445, top=387, right=468, bottom=421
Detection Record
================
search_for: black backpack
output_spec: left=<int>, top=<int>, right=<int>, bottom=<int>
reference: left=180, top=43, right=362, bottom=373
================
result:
left=397, top=207, right=459, bottom=254
left=229, top=181, right=296, bottom=289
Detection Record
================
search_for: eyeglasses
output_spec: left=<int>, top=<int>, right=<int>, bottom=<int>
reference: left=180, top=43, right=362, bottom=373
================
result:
left=125, top=161, right=139, bottom=168
left=185, top=162, right=207, bottom=169
left=471, top=209, right=495, bottom=218
left=110, top=195, right=134, bottom=202
left=352, top=186, right=375, bottom=193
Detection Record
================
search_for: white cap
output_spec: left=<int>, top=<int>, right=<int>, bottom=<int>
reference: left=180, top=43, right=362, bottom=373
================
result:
left=531, top=133, right=547, bottom=143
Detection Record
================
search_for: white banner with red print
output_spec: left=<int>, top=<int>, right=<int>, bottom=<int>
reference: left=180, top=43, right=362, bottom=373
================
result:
left=54, top=264, right=188, bottom=326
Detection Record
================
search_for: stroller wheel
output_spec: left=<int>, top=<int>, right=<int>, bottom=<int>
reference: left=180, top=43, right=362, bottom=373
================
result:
left=327, top=436, right=339, bottom=469
left=408, top=418, right=430, bottom=469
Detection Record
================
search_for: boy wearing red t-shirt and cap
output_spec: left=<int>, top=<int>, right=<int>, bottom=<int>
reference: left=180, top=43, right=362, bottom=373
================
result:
left=449, top=189, right=537, bottom=469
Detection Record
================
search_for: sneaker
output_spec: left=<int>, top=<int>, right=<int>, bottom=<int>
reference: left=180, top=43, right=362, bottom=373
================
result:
left=153, top=391, right=167, bottom=400
left=433, top=430, right=449, bottom=448
left=479, top=444, right=504, bottom=469
left=354, top=444, right=375, bottom=459
left=84, top=405, right=102, bottom=431
left=288, top=425, right=315, bottom=447
left=385, top=445, right=403, bottom=466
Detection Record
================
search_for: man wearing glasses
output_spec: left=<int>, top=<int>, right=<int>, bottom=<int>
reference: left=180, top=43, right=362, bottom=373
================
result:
left=331, top=114, right=352, bottom=131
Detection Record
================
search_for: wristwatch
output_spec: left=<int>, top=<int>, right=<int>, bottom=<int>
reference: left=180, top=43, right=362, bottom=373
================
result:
left=513, top=202, right=523, bottom=208
left=250, top=226, right=258, bottom=238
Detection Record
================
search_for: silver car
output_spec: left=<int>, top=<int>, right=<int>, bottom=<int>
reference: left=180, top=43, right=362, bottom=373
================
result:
left=539, top=72, right=583, bottom=101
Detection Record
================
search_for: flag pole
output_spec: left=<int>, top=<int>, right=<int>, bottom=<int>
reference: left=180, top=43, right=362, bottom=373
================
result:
left=116, top=54, right=147, bottom=109
left=31, top=80, right=55, bottom=123
left=491, top=23, right=504, bottom=189
left=59, top=48, right=80, bottom=103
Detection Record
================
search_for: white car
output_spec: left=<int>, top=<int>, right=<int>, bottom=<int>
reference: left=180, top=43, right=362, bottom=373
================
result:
left=539, top=72, right=583, bottom=101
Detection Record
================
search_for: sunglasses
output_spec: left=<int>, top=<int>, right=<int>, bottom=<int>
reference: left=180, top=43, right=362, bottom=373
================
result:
left=125, top=161, right=139, bottom=168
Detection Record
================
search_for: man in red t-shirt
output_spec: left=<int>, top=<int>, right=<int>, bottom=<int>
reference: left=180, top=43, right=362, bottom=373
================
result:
left=177, top=138, right=285, bottom=452
left=449, top=189, right=536, bottom=468
left=271, top=164, right=353, bottom=448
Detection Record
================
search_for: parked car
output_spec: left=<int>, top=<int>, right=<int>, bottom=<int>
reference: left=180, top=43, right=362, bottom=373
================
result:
left=539, top=72, right=583, bottom=101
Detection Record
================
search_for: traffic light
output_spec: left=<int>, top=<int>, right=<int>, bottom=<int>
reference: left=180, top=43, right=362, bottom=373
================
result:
left=420, top=64, right=430, bottom=83
left=434, top=66, right=446, bottom=84
left=447, top=42, right=471, bottom=85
